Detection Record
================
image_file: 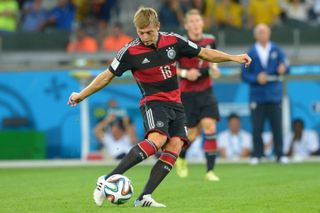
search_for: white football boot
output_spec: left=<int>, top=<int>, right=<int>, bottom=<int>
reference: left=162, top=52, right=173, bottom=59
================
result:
left=93, top=175, right=106, bottom=207
left=134, top=194, right=166, bottom=207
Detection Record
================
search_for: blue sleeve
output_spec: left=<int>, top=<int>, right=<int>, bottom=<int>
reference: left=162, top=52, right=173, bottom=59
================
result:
left=277, top=46, right=290, bottom=73
left=50, top=8, right=59, bottom=19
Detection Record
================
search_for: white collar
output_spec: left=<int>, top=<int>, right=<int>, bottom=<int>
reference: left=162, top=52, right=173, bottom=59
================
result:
left=255, top=42, right=271, bottom=68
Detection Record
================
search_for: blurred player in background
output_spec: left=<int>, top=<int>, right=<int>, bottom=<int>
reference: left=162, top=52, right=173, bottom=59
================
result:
left=68, top=7, right=251, bottom=208
left=176, top=9, right=221, bottom=181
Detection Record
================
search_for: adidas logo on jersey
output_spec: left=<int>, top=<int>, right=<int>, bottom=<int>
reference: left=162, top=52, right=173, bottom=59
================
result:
left=142, top=58, right=150, bottom=64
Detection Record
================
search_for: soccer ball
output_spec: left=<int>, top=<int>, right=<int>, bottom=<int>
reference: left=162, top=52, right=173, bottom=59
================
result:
left=104, top=174, right=134, bottom=205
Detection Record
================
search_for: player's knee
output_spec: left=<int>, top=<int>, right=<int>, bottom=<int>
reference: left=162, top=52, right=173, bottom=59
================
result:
left=147, top=131, right=167, bottom=149
left=163, top=137, right=184, bottom=154
left=201, top=118, right=217, bottom=133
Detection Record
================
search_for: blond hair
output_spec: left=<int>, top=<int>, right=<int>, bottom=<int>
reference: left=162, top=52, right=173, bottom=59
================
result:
left=133, top=7, right=159, bottom=28
left=184, top=9, right=202, bottom=23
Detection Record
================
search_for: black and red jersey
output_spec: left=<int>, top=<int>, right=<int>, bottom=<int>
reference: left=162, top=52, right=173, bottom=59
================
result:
left=109, top=32, right=201, bottom=106
left=178, top=33, right=216, bottom=93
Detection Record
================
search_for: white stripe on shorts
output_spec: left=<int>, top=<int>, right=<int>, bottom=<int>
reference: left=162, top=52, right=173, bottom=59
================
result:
left=146, top=108, right=155, bottom=129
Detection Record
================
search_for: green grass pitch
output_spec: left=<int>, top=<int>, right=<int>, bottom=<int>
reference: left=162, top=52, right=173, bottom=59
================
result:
left=0, top=162, right=319, bottom=213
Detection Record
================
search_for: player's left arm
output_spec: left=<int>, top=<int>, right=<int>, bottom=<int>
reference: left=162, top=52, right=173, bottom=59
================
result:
left=197, top=47, right=252, bottom=67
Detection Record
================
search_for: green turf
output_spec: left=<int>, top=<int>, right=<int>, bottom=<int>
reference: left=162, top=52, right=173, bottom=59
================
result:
left=0, top=163, right=319, bottom=213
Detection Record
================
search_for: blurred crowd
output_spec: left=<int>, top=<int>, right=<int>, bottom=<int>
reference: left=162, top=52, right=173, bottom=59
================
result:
left=216, top=113, right=320, bottom=162
left=1, top=0, right=320, bottom=52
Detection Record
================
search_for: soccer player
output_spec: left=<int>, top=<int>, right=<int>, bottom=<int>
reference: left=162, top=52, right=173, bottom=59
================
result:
left=68, top=7, right=251, bottom=208
left=176, top=9, right=221, bottom=181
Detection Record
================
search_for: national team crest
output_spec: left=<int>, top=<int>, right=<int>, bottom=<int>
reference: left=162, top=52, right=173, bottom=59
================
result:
left=156, top=121, right=164, bottom=127
left=166, top=47, right=176, bottom=59
left=271, top=51, right=278, bottom=59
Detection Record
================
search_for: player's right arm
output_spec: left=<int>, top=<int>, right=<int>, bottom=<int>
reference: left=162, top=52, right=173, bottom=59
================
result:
left=68, top=42, right=133, bottom=107
left=67, top=70, right=115, bottom=107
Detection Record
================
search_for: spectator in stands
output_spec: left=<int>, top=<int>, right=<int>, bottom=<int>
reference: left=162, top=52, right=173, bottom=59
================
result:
left=102, top=22, right=133, bottom=52
left=218, top=113, right=252, bottom=160
left=87, top=0, right=117, bottom=26
left=94, top=105, right=137, bottom=160
left=104, top=99, right=129, bottom=122
left=214, top=0, right=243, bottom=29
left=72, top=0, right=87, bottom=24
left=66, top=27, right=98, bottom=53
left=159, top=0, right=188, bottom=30
left=248, top=0, right=281, bottom=27
left=309, top=0, right=320, bottom=23
left=47, top=0, right=75, bottom=31
left=190, top=0, right=206, bottom=15
left=284, top=118, right=319, bottom=162
left=202, top=0, right=216, bottom=29
left=94, top=99, right=137, bottom=159
left=20, top=0, right=48, bottom=32
left=280, top=0, right=313, bottom=24
left=0, top=0, right=19, bottom=33
left=242, top=23, right=289, bottom=165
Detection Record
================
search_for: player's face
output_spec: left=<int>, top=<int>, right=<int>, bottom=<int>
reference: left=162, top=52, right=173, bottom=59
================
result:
left=184, top=14, right=204, bottom=36
left=136, top=23, right=160, bottom=46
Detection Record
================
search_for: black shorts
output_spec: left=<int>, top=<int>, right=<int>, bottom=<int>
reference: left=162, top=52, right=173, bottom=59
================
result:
left=181, top=89, right=220, bottom=128
left=140, top=101, right=188, bottom=143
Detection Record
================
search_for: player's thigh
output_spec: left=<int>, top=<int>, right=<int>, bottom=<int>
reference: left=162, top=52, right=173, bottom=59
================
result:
left=187, top=126, right=201, bottom=142
left=141, top=104, right=169, bottom=148
left=182, top=96, right=199, bottom=128
left=199, top=95, right=219, bottom=132
left=168, top=109, right=189, bottom=146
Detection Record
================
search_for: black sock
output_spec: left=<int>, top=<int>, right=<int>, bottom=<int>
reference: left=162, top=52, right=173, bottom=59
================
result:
left=205, top=152, right=216, bottom=172
left=105, top=141, right=156, bottom=179
left=138, top=150, right=177, bottom=200
left=179, top=148, right=187, bottom=159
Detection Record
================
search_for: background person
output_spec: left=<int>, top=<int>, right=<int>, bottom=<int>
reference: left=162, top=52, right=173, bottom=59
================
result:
left=94, top=114, right=136, bottom=160
left=241, top=23, right=289, bottom=165
left=218, top=113, right=252, bottom=160
left=284, top=118, right=320, bottom=161
left=176, top=9, right=221, bottom=181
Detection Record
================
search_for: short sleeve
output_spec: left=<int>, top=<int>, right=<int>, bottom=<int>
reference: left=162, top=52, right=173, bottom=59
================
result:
left=109, top=46, right=133, bottom=77
left=174, top=33, right=201, bottom=58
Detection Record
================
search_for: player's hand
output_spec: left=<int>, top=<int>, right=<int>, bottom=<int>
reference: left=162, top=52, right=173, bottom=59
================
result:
left=257, top=72, right=268, bottom=85
left=234, top=54, right=252, bottom=67
left=67, top=92, right=82, bottom=107
left=187, top=68, right=201, bottom=81
left=277, top=63, right=286, bottom=75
